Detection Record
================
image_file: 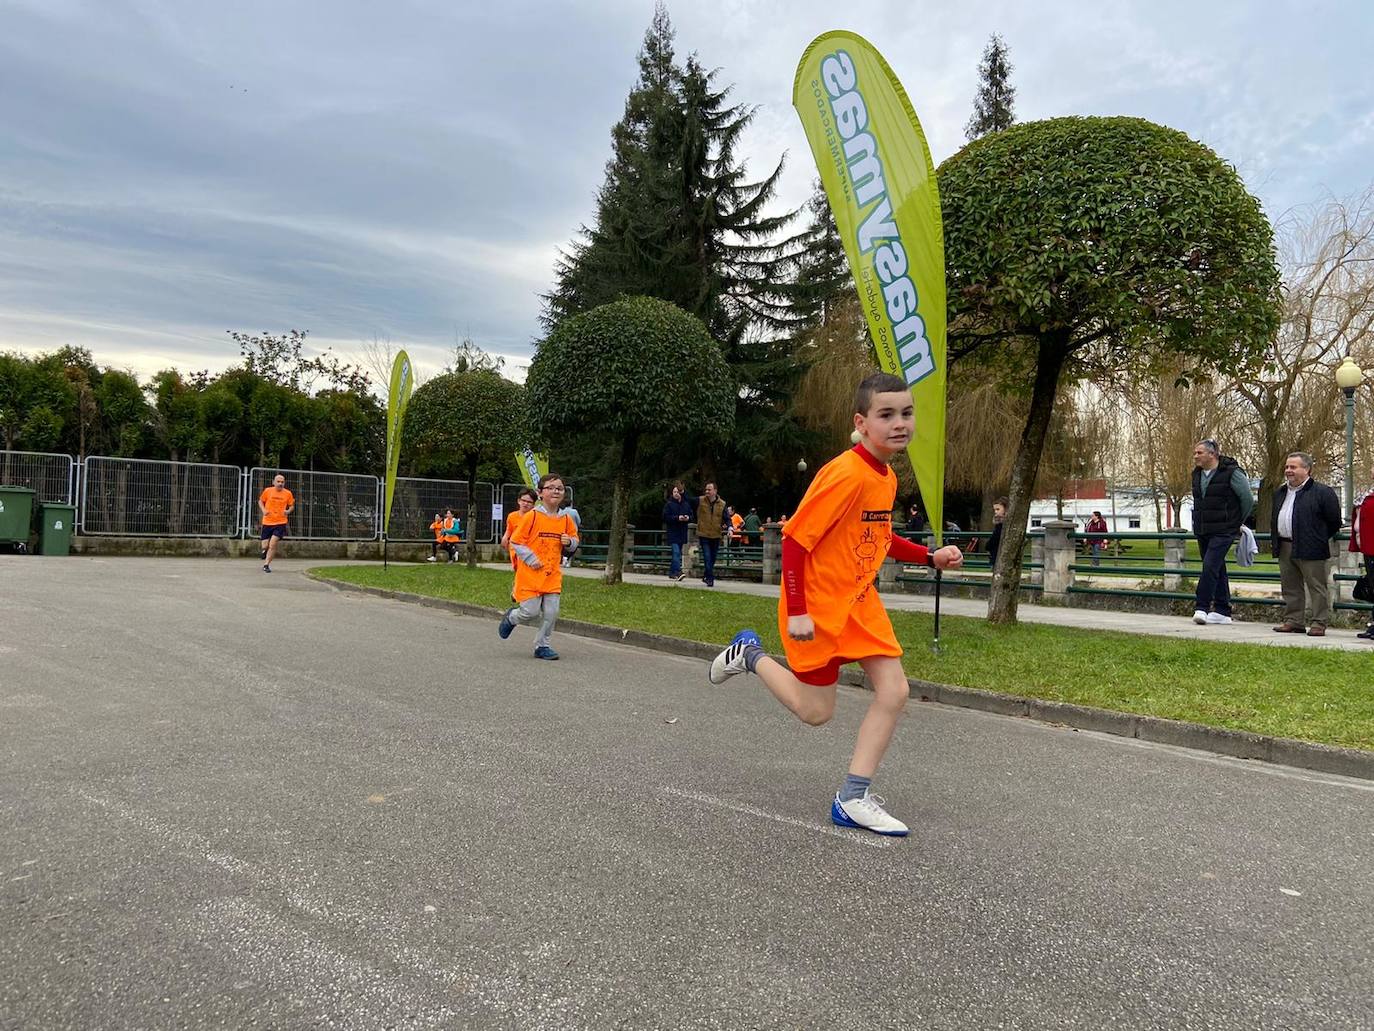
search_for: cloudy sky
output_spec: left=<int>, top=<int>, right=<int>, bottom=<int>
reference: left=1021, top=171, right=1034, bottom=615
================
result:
left=3, top=0, right=1372, bottom=385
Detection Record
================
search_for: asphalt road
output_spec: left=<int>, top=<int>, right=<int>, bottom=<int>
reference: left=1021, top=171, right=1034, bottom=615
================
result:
left=3, top=556, right=1372, bottom=1030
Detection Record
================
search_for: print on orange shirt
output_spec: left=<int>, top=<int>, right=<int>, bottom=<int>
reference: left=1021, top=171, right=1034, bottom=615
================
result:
left=511, top=509, right=576, bottom=602
left=778, top=449, right=901, bottom=673
left=260, top=488, right=294, bottom=526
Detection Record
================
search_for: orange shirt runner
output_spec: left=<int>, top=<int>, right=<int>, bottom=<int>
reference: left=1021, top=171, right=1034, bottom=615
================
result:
left=260, top=487, right=294, bottom=526
left=778, top=448, right=902, bottom=674
left=511, top=509, right=577, bottom=602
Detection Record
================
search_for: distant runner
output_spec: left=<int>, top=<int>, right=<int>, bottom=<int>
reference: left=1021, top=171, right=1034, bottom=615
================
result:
left=258, top=473, right=294, bottom=573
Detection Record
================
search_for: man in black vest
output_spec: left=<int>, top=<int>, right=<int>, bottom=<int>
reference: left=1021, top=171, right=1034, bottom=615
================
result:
left=1190, top=439, right=1253, bottom=625
left=1270, top=451, right=1343, bottom=636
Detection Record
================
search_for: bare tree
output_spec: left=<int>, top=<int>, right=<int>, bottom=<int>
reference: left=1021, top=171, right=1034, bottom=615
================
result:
left=1224, top=189, right=1374, bottom=526
left=1126, top=364, right=1233, bottom=527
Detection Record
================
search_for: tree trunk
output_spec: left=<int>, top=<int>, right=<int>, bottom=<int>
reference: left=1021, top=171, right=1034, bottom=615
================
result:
left=988, top=332, right=1072, bottom=625
left=604, top=431, right=638, bottom=585
left=466, top=455, right=480, bottom=569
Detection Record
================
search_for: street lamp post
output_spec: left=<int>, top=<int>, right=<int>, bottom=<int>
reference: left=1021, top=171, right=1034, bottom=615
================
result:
left=1335, top=357, right=1364, bottom=513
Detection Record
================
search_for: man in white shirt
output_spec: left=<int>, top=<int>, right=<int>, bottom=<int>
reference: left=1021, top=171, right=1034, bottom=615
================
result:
left=1269, top=452, right=1343, bottom=636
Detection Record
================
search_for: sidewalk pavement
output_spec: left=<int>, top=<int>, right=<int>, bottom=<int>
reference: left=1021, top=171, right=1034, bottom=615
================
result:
left=557, top=564, right=1374, bottom=652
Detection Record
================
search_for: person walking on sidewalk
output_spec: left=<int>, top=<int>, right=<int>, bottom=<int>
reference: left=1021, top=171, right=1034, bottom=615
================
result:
left=662, top=482, right=693, bottom=581
left=707, top=372, right=963, bottom=838
left=692, top=483, right=727, bottom=587
left=1270, top=452, right=1342, bottom=637
left=1190, top=439, right=1253, bottom=625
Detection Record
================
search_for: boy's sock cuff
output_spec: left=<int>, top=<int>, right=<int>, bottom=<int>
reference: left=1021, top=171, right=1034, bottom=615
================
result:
left=840, top=773, right=872, bottom=803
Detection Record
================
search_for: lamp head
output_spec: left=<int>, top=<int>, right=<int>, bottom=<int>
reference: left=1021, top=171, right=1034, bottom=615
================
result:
left=1336, top=356, right=1364, bottom=391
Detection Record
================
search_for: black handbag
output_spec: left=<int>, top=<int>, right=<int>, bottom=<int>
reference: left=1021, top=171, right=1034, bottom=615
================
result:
left=1354, top=573, right=1374, bottom=604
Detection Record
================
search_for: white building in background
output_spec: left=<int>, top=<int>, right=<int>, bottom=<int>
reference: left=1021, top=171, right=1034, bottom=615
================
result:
left=1026, top=480, right=1184, bottom=533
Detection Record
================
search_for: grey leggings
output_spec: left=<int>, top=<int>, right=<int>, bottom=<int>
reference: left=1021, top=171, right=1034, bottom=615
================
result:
left=509, top=593, right=561, bottom=648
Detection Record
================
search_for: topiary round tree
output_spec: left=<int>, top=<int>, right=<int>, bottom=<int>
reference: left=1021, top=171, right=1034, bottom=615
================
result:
left=403, top=369, right=528, bottom=567
left=527, top=295, right=735, bottom=583
left=939, top=116, right=1282, bottom=623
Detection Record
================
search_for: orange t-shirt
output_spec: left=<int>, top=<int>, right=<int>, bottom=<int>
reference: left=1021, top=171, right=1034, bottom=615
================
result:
left=430, top=518, right=444, bottom=541
left=260, top=487, right=294, bottom=526
left=504, top=510, right=525, bottom=567
left=511, top=509, right=577, bottom=602
left=777, top=448, right=900, bottom=672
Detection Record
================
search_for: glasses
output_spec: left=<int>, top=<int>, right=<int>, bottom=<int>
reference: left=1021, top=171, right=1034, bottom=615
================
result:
left=541, top=484, right=565, bottom=493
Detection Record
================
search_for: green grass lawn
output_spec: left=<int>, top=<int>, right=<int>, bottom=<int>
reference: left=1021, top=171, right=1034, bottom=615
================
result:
left=311, top=564, right=1374, bottom=752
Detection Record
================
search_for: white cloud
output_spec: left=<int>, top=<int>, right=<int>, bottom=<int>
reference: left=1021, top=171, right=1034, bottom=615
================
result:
left=1, top=0, right=1371, bottom=379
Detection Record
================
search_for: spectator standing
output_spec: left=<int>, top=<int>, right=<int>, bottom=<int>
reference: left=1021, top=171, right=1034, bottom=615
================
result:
left=1085, top=511, right=1109, bottom=567
left=728, top=506, right=744, bottom=547
left=693, top=483, right=727, bottom=587
left=560, top=495, right=582, bottom=567
left=742, top=508, right=762, bottom=546
left=662, top=482, right=693, bottom=582
left=1270, top=452, right=1343, bottom=636
left=987, top=496, right=1008, bottom=571
left=906, top=501, right=924, bottom=531
left=1350, top=485, right=1374, bottom=641
left=1190, top=439, right=1253, bottom=626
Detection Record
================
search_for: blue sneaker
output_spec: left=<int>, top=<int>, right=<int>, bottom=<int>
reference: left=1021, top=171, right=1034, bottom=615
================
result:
left=831, top=791, right=909, bottom=836
left=498, top=609, right=515, bottom=639
left=533, top=645, right=559, bottom=660
left=708, top=628, right=761, bottom=684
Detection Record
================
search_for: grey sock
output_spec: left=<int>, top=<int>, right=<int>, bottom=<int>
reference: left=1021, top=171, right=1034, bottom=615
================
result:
left=742, top=643, right=765, bottom=673
left=840, top=774, right=871, bottom=803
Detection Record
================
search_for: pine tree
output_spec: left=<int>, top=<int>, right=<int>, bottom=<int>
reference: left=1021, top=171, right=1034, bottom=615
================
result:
left=543, top=4, right=803, bottom=344
left=965, top=34, right=1016, bottom=141
left=542, top=3, right=810, bottom=502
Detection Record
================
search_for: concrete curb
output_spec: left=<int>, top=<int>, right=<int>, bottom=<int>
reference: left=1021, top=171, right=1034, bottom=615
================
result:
left=313, top=573, right=1374, bottom=783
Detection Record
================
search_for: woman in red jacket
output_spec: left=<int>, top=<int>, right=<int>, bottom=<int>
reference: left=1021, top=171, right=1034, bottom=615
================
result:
left=1351, top=488, right=1374, bottom=640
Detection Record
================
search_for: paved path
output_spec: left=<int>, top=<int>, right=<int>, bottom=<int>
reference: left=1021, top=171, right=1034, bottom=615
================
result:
left=559, top=564, right=1374, bottom=651
left=3, top=556, right=1373, bottom=1030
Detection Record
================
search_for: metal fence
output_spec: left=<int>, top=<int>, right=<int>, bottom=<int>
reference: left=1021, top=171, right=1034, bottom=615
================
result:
left=247, top=467, right=379, bottom=540
left=0, top=450, right=75, bottom=504
left=80, top=456, right=241, bottom=536
left=385, top=477, right=495, bottom=543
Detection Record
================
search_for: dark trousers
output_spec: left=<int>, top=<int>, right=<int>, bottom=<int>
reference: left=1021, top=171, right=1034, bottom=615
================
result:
left=1195, top=534, right=1233, bottom=616
left=1364, top=556, right=1374, bottom=631
left=700, top=536, right=720, bottom=584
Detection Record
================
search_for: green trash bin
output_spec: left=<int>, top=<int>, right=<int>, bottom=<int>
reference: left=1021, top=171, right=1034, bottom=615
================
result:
left=38, top=503, right=76, bottom=556
left=0, top=486, right=36, bottom=550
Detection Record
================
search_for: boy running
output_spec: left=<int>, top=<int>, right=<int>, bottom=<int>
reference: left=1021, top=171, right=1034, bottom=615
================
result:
left=258, top=473, right=294, bottom=573
left=708, top=373, right=963, bottom=836
left=501, top=488, right=538, bottom=570
left=498, top=474, right=579, bottom=660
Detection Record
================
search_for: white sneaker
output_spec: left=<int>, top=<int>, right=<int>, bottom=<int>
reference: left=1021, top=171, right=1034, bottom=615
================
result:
left=831, top=791, right=909, bottom=837
left=1192, top=610, right=1207, bottom=624
left=708, top=629, right=761, bottom=684
left=426, top=556, right=437, bottom=562
left=1204, top=612, right=1233, bottom=625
